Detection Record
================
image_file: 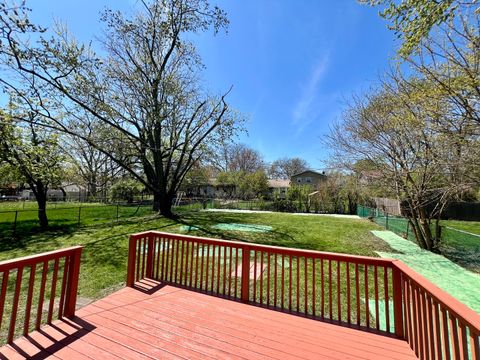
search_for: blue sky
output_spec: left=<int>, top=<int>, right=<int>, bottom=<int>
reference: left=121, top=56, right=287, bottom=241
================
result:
left=28, top=0, right=397, bottom=170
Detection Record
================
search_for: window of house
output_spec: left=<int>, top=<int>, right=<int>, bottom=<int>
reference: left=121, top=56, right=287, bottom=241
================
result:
left=297, top=178, right=302, bottom=183
left=306, top=177, right=312, bottom=183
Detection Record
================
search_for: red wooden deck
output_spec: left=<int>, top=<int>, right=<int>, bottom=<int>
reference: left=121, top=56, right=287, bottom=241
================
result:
left=1, top=280, right=417, bottom=360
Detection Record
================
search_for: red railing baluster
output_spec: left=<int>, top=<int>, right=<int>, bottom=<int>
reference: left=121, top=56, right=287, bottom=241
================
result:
left=253, top=250, right=257, bottom=302
left=223, top=246, right=227, bottom=295
left=337, top=261, right=341, bottom=322
left=281, top=254, right=285, bottom=310
left=23, top=264, right=37, bottom=335
left=195, top=242, right=200, bottom=288
left=267, top=252, right=271, bottom=307
left=179, top=240, right=185, bottom=285
left=328, top=260, right=332, bottom=319
left=384, top=265, right=390, bottom=333
left=0, top=270, right=9, bottom=332
left=47, top=259, right=60, bottom=324
left=312, top=258, right=316, bottom=317
left=304, top=256, right=308, bottom=315
left=200, top=244, right=205, bottom=290
left=365, top=264, right=370, bottom=328
left=296, top=256, right=300, bottom=313
left=58, top=258, right=69, bottom=319
left=217, top=245, right=221, bottom=294
left=374, top=265, right=379, bottom=330
left=346, top=262, right=350, bottom=324
left=289, top=255, right=292, bottom=311
left=241, top=246, right=250, bottom=303
left=211, top=244, right=216, bottom=292
left=234, top=247, right=239, bottom=298
left=274, top=253, right=277, bottom=307
left=228, top=246, right=232, bottom=297
left=63, top=248, right=82, bottom=318
left=355, top=262, right=360, bottom=325
left=35, top=261, right=48, bottom=329
left=205, top=244, right=210, bottom=291
left=8, top=267, right=24, bottom=343
left=260, top=251, right=264, bottom=305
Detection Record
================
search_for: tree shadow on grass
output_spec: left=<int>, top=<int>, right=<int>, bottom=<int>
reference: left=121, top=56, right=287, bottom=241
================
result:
left=173, top=211, right=298, bottom=248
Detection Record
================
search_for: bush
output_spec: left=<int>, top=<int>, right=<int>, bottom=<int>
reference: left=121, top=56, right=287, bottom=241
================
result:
left=110, top=179, right=143, bottom=203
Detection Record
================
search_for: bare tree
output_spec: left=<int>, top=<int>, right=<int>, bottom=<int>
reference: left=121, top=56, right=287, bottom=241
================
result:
left=0, top=0, right=242, bottom=217
left=227, top=144, right=264, bottom=173
left=326, top=71, right=475, bottom=251
left=268, top=157, right=309, bottom=179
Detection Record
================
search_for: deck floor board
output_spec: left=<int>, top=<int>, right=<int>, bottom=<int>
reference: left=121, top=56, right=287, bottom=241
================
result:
left=0, top=282, right=417, bottom=360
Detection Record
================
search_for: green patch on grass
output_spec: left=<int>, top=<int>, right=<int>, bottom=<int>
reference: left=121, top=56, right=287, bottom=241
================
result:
left=212, top=223, right=273, bottom=233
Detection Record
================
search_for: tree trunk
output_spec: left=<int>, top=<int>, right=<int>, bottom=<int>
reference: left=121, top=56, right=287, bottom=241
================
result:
left=152, top=191, right=174, bottom=218
left=36, top=191, right=49, bottom=230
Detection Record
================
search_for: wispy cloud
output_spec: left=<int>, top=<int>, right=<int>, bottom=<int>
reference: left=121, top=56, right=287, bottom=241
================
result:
left=292, top=54, right=330, bottom=134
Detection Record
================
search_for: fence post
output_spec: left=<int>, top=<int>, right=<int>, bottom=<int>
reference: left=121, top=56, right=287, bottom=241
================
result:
left=406, top=221, right=409, bottom=239
left=241, top=245, right=251, bottom=303
left=12, top=211, right=18, bottom=237
left=116, top=204, right=119, bottom=222
left=126, top=235, right=138, bottom=287
left=146, top=234, right=155, bottom=279
left=77, top=206, right=81, bottom=226
left=392, top=265, right=404, bottom=339
left=64, top=247, right=83, bottom=318
left=386, top=213, right=389, bottom=230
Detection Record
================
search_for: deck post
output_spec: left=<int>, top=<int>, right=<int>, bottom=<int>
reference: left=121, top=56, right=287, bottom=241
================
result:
left=126, top=235, right=138, bottom=287
left=146, top=234, right=155, bottom=279
left=64, top=247, right=83, bottom=318
left=392, top=265, right=404, bottom=339
left=241, top=245, right=251, bottom=303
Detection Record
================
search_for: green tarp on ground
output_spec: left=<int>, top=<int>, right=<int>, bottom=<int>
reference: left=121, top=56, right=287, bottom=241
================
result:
left=372, top=230, right=480, bottom=313
left=212, top=223, right=273, bottom=233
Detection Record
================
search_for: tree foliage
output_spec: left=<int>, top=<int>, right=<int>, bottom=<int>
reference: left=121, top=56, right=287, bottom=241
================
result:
left=360, top=0, right=478, bottom=57
left=0, top=109, right=63, bottom=229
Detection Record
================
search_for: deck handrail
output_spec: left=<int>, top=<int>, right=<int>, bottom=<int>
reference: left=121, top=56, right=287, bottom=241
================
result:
left=127, top=231, right=480, bottom=359
left=0, top=246, right=82, bottom=343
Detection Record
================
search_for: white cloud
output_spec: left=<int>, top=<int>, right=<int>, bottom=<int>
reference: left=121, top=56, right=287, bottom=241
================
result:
left=292, top=54, right=330, bottom=134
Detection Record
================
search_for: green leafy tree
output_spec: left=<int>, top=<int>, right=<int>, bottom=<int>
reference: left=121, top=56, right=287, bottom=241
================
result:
left=360, top=0, right=478, bottom=57
left=0, top=111, right=63, bottom=229
left=111, top=178, right=144, bottom=204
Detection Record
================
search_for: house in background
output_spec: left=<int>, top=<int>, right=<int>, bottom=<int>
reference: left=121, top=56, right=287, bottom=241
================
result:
left=267, top=179, right=290, bottom=198
left=290, top=170, right=326, bottom=188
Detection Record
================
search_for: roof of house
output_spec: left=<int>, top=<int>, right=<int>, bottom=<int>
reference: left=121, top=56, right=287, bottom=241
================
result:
left=291, top=170, right=326, bottom=178
left=267, top=179, right=290, bottom=188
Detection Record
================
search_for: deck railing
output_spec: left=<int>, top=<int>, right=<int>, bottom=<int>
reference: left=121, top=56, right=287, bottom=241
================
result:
left=127, top=231, right=480, bottom=360
left=0, top=246, right=82, bottom=344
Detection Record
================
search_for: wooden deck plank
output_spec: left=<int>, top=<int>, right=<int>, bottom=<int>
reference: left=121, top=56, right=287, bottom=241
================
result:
left=114, top=296, right=412, bottom=360
left=1, top=284, right=418, bottom=360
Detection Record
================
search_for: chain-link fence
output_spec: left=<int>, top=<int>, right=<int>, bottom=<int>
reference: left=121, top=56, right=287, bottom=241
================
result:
left=0, top=203, right=155, bottom=238
left=357, top=205, right=480, bottom=253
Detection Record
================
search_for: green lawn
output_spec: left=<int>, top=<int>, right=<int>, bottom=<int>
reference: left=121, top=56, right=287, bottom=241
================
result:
left=442, top=219, right=480, bottom=235
left=0, top=202, right=155, bottom=238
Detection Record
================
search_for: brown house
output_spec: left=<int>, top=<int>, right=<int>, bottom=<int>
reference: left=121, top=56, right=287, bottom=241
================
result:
left=290, top=170, right=326, bottom=187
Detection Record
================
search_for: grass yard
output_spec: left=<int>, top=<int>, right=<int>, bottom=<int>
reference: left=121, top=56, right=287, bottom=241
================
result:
left=442, top=219, right=480, bottom=235
left=0, top=202, right=155, bottom=238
